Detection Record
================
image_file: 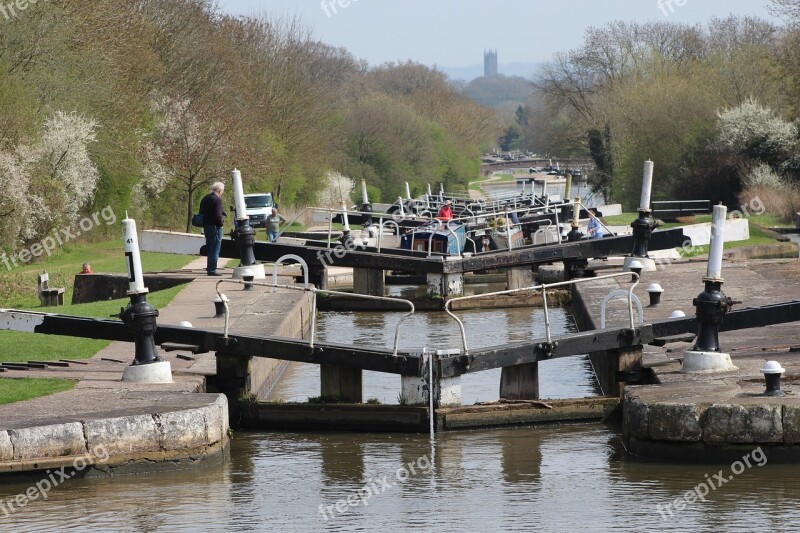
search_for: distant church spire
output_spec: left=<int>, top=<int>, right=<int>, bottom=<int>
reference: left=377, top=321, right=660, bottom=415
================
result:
left=484, top=49, right=498, bottom=78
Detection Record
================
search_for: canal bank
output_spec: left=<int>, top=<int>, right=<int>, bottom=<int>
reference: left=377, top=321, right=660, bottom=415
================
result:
left=573, top=256, right=800, bottom=462
left=0, top=262, right=314, bottom=478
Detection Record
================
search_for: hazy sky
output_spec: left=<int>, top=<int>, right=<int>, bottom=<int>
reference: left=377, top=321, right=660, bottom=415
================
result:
left=218, top=0, right=780, bottom=67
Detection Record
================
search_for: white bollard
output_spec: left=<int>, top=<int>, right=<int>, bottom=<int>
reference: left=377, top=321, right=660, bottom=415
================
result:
left=405, top=182, right=412, bottom=201
left=232, top=169, right=248, bottom=223
left=361, top=179, right=369, bottom=205
left=640, top=160, right=654, bottom=211
left=341, top=201, right=351, bottom=231
left=121, top=214, right=173, bottom=384
left=572, top=197, right=581, bottom=228
left=122, top=215, right=147, bottom=295
left=706, top=204, right=727, bottom=280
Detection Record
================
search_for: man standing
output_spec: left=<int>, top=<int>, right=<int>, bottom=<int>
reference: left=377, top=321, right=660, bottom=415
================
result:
left=200, top=182, right=226, bottom=276
left=266, top=208, right=287, bottom=242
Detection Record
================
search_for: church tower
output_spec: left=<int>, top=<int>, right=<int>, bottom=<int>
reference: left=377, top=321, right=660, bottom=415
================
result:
left=484, top=49, right=498, bottom=78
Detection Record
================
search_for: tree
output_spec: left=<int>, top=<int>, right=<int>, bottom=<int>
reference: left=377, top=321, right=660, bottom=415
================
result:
left=0, top=112, right=99, bottom=247
left=138, top=96, right=235, bottom=232
left=498, top=125, right=520, bottom=151
left=587, top=126, right=613, bottom=203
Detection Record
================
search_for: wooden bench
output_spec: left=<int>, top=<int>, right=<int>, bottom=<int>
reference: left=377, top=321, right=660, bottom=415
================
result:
left=37, top=272, right=65, bottom=307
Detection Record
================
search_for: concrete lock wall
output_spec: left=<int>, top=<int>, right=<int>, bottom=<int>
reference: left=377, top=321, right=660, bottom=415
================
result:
left=682, top=218, right=750, bottom=247
left=0, top=395, right=229, bottom=475
left=216, top=290, right=314, bottom=406
left=246, top=292, right=314, bottom=399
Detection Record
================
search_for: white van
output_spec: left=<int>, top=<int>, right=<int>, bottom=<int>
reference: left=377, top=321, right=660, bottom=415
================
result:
left=243, top=193, right=275, bottom=228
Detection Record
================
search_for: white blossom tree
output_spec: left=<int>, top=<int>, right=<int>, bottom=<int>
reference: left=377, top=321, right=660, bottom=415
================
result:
left=714, top=98, right=798, bottom=165
left=39, top=111, right=100, bottom=222
left=0, top=111, right=99, bottom=248
left=317, top=171, right=355, bottom=207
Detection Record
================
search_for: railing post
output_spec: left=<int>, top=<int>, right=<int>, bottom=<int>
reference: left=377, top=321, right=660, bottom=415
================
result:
left=231, top=169, right=266, bottom=280
left=682, top=204, right=737, bottom=373
left=624, top=160, right=658, bottom=273
left=120, top=215, right=172, bottom=384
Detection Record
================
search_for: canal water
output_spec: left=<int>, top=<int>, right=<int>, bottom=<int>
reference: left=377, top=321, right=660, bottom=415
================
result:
left=483, top=177, right=602, bottom=208
left=269, top=289, right=597, bottom=404
left=3, top=301, right=800, bottom=531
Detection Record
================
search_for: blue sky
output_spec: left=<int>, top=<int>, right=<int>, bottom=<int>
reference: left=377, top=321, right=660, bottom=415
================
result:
left=218, top=0, right=779, bottom=68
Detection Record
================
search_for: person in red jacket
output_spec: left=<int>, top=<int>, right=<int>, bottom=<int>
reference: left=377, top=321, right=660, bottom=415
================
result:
left=437, top=200, right=453, bottom=221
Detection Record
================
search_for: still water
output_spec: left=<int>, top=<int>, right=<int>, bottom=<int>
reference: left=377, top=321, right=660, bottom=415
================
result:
left=3, top=303, right=800, bottom=532
left=270, top=294, right=597, bottom=404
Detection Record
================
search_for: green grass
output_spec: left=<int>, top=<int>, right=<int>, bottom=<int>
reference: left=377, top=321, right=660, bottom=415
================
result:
left=489, top=173, right=518, bottom=182
left=749, top=213, right=793, bottom=228
left=0, top=378, right=77, bottom=405
left=599, top=212, right=780, bottom=257
left=0, top=240, right=191, bottom=403
left=469, top=173, right=517, bottom=193
left=0, top=283, right=188, bottom=363
left=0, top=240, right=193, bottom=309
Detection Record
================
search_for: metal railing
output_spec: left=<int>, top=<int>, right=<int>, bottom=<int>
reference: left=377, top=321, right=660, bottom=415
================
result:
left=214, top=280, right=415, bottom=356
left=443, top=272, right=641, bottom=356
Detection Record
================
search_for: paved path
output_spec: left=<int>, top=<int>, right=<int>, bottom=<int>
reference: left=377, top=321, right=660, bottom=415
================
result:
left=575, top=257, right=800, bottom=460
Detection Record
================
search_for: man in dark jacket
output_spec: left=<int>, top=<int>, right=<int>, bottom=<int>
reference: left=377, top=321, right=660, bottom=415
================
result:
left=199, top=182, right=226, bottom=275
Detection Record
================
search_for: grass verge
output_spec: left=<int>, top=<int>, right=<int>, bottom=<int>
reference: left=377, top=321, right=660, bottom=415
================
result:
left=1, top=240, right=193, bottom=309
left=0, top=377, right=77, bottom=405
left=0, top=283, right=188, bottom=363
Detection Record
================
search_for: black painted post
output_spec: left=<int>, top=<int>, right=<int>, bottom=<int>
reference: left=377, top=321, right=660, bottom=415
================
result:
left=119, top=293, right=162, bottom=365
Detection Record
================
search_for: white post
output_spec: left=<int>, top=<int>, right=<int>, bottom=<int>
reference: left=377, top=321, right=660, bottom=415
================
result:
left=439, top=183, right=445, bottom=197
left=122, top=215, right=147, bottom=295
left=341, top=201, right=351, bottom=232
left=707, top=204, right=727, bottom=280
left=505, top=209, right=513, bottom=251
left=397, top=197, right=405, bottom=218
left=232, top=169, right=248, bottom=222
left=640, top=160, right=654, bottom=211
left=361, top=179, right=369, bottom=205
left=572, top=197, right=580, bottom=228
left=427, top=183, right=432, bottom=197
left=405, top=182, right=412, bottom=201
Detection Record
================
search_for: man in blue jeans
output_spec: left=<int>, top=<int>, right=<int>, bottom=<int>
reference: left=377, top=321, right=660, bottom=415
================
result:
left=200, top=182, right=226, bottom=276
left=265, top=208, right=286, bottom=242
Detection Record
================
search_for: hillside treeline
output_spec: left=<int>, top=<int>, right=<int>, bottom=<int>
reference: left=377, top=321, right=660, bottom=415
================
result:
left=0, top=0, right=495, bottom=247
left=515, top=2, right=800, bottom=216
